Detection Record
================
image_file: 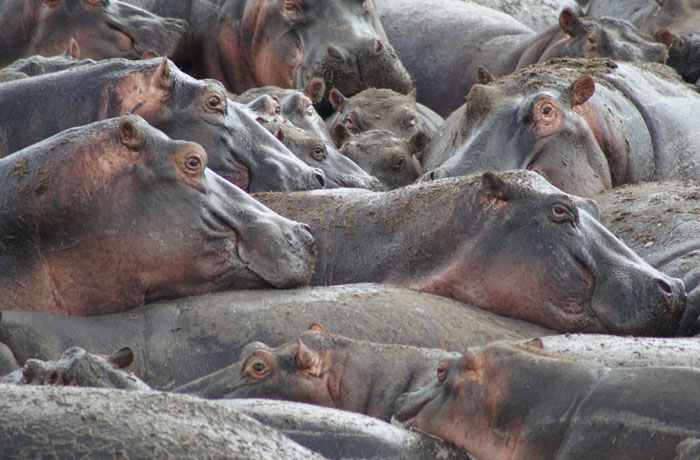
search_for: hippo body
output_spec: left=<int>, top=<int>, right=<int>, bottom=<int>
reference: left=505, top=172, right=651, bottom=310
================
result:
left=176, top=328, right=459, bottom=421
left=0, top=57, right=325, bottom=192
left=468, top=0, right=581, bottom=31
left=0, top=40, right=95, bottom=78
left=423, top=59, right=700, bottom=197
left=256, top=171, right=687, bottom=335
left=395, top=341, right=700, bottom=460
left=0, top=0, right=193, bottom=68
left=0, top=284, right=552, bottom=389
left=0, top=116, right=315, bottom=315
left=125, top=0, right=413, bottom=113
left=0, top=385, right=324, bottom=460
left=587, top=0, right=700, bottom=35
left=376, top=0, right=668, bottom=116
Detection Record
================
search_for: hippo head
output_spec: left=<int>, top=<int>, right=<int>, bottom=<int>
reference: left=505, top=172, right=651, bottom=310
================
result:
left=424, top=73, right=613, bottom=197
left=539, top=8, right=668, bottom=64
left=2, top=0, right=194, bottom=67
left=339, top=130, right=425, bottom=190
left=2, top=39, right=95, bottom=77
left=237, top=0, right=413, bottom=114
left=241, top=94, right=286, bottom=125
left=2, top=116, right=316, bottom=314
left=411, top=171, right=686, bottom=335
left=175, top=327, right=342, bottom=408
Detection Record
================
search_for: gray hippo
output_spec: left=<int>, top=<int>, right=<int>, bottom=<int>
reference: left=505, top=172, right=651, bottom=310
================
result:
left=395, top=340, right=700, bottom=460
left=376, top=1, right=669, bottom=116
left=0, top=39, right=94, bottom=78
left=0, top=0, right=193, bottom=68
left=422, top=59, right=700, bottom=198
left=255, top=170, right=688, bottom=335
left=0, top=116, right=315, bottom=315
left=0, top=57, right=326, bottom=192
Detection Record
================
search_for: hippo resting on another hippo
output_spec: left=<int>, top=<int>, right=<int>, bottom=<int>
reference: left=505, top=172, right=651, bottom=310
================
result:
left=0, top=57, right=326, bottom=192
left=0, top=39, right=95, bottom=79
left=376, top=1, right=668, bottom=116
left=0, top=116, right=315, bottom=315
left=0, top=284, right=552, bottom=389
left=422, top=59, right=700, bottom=198
left=395, top=340, right=700, bottom=460
left=0, top=0, right=194, bottom=68
left=124, top=0, right=413, bottom=114
left=256, top=170, right=688, bottom=335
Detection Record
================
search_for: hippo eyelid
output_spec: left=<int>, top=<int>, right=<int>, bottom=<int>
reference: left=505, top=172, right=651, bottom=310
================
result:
left=550, top=202, right=578, bottom=227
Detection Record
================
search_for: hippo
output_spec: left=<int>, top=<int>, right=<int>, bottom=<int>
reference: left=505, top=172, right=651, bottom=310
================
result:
left=221, top=399, right=473, bottom=460
left=241, top=94, right=286, bottom=125
left=0, top=57, right=326, bottom=192
left=256, top=170, right=687, bottom=335
left=466, top=0, right=581, bottom=31
left=339, top=130, right=426, bottom=190
left=124, top=0, right=413, bottom=114
left=376, top=1, right=669, bottom=116
left=0, top=116, right=315, bottom=315
left=0, top=39, right=95, bottom=78
left=176, top=325, right=459, bottom=421
left=267, top=122, right=384, bottom=190
left=0, top=385, right=325, bottom=460
left=422, top=59, right=700, bottom=197
left=395, top=340, right=700, bottom=460
left=0, top=284, right=553, bottom=389
left=656, top=30, right=700, bottom=85
left=587, top=0, right=700, bottom=35
left=595, top=180, right=700, bottom=333
left=1, top=346, right=150, bottom=391
left=0, top=0, right=194, bottom=68
left=325, top=88, right=444, bottom=147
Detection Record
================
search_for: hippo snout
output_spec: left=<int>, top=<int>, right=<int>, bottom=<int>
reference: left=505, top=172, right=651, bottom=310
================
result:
left=310, top=168, right=326, bottom=189
left=330, top=173, right=385, bottom=191
left=419, top=169, right=444, bottom=182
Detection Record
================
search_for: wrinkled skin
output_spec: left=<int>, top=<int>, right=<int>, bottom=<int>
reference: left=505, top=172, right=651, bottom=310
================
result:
left=339, top=130, right=425, bottom=190
left=466, top=0, right=580, bottom=31
left=377, top=0, right=669, bottom=116
left=596, top=181, right=700, bottom=334
left=176, top=327, right=457, bottom=421
left=587, top=0, right=700, bottom=35
left=126, top=0, right=413, bottom=114
left=395, top=341, right=700, bottom=460
left=0, top=57, right=326, bottom=192
left=256, top=170, right=687, bottom=335
left=266, top=122, right=384, bottom=190
left=326, top=88, right=444, bottom=148
left=1, top=346, right=150, bottom=390
left=0, top=39, right=95, bottom=77
left=0, top=0, right=194, bottom=68
left=0, top=284, right=552, bottom=389
left=423, top=59, right=700, bottom=197
left=0, top=116, right=315, bottom=315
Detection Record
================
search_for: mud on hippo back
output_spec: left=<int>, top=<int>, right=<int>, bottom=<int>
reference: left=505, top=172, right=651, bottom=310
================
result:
left=0, top=116, right=315, bottom=315
left=0, top=0, right=194, bottom=68
left=256, top=170, right=687, bottom=335
left=423, top=59, right=700, bottom=197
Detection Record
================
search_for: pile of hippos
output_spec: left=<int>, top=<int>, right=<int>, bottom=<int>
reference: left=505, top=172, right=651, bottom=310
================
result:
left=3, top=0, right=700, bottom=458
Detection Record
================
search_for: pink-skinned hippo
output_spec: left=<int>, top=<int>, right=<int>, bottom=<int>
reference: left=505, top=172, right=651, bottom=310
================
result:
left=0, top=0, right=194, bottom=68
left=422, top=59, right=700, bottom=197
left=124, top=0, right=413, bottom=114
left=0, top=57, right=326, bottom=192
left=395, top=340, right=700, bottom=460
left=0, top=116, right=315, bottom=315
left=176, top=325, right=459, bottom=421
left=255, top=170, right=688, bottom=335
left=376, top=1, right=669, bottom=116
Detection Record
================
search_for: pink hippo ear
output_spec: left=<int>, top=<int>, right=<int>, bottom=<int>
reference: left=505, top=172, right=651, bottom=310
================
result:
left=65, top=38, right=80, bottom=59
left=119, top=118, right=146, bottom=151
left=305, top=78, right=326, bottom=104
left=329, top=88, right=346, bottom=112
left=571, top=76, right=595, bottom=106
left=463, top=349, right=483, bottom=371
left=481, top=171, right=514, bottom=201
left=152, top=56, right=173, bottom=91
left=559, top=8, right=584, bottom=37
left=309, top=323, right=325, bottom=333
left=295, top=339, right=323, bottom=377
left=109, top=347, right=135, bottom=369
left=655, top=29, right=676, bottom=49
left=476, top=65, right=496, bottom=85
left=524, top=338, right=544, bottom=350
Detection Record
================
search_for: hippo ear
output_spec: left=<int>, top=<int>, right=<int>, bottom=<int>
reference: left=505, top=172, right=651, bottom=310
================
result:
left=305, top=78, right=326, bottom=104
left=524, top=338, right=544, bottom=349
left=655, top=29, right=675, bottom=49
left=65, top=38, right=80, bottom=59
left=408, top=88, right=418, bottom=100
left=309, top=323, right=325, bottom=333
left=119, top=118, right=145, bottom=151
left=109, top=347, right=134, bottom=369
left=559, top=8, right=584, bottom=37
left=295, top=339, right=322, bottom=377
left=570, top=76, right=595, bottom=106
left=409, top=131, right=428, bottom=155
left=152, top=56, right=173, bottom=91
left=481, top=171, right=513, bottom=201
left=463, top=349, right=483, bottom=371
left=329, top=88, right=346, bottom=112
left=476, top=66, right=496, bottom=85
left=332, top=123, right=350, bottom=147
left=141, top=50, right=159, bottom=60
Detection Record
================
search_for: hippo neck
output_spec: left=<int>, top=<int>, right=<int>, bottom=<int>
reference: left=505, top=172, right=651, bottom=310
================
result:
left=0, top=1, right=31, bottom=67
left=512, top=26, right=569, bottom=70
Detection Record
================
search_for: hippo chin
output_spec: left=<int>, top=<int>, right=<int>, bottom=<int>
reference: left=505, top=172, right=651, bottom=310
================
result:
left=0, top=116, right=315, bottom=315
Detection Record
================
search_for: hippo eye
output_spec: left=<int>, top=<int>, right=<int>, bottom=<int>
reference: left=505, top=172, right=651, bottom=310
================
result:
left=207, top=94, right=223, bottom=110
left=394, top=158, right=405, bottom=170
left=252, top=363, right=266, bottom=373
left=437, top=363, right=449, bottom=383
left=311, top=144, right=327, bottom=161
left=344, top=116, right=357, bottom=132
left=185, top=156, right=201, bottom=170
left=587, top=36, right=597, bottom=44
left=550, top=203, right=576, bottom=226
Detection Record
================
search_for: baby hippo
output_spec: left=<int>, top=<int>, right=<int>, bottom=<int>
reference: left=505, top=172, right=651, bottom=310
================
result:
left=340, top=130, right=427, bottom=189
left=175, top=324, right=456, bottom=421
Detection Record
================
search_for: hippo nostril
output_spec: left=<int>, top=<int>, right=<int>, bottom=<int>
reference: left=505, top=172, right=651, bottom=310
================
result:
left=429, top=171, right=437, bottom=180
left=313, top=169, right=326, bottom=188
left=300, top=223, right=312, bottom=236
left=327, top=46, right=343, bottom=60
left=374, top=39, right=383, bottom=53
left=656, top=279, right=673, bottom=294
